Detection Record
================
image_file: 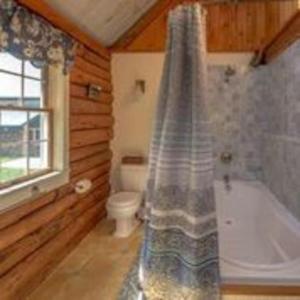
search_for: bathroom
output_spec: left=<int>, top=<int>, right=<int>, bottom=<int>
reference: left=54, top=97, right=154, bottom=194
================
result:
left=0, top=0, right=299, bottom=299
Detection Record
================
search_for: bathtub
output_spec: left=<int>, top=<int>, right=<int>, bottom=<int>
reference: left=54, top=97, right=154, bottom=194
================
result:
left=215, top=180, right=300, bottom=286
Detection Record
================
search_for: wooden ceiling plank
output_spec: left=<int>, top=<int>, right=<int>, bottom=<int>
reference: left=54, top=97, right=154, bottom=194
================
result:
left=111, top=0, right=299, bottom=54
left=16, top=0, right=110, bottom=59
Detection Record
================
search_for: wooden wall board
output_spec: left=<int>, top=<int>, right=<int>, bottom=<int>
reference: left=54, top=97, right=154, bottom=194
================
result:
left=0, top=1, right=113, bottom=299
left=112, top=0, right=299, bottom=53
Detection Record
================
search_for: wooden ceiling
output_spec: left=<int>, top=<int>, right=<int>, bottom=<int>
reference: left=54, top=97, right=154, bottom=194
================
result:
left=44, top=0, right=157, bottom=46
left=112, top=0, right=300, bottom=53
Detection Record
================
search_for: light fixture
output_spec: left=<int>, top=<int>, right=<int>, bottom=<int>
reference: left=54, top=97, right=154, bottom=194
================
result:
left=135, top=80, right=146, bottom=94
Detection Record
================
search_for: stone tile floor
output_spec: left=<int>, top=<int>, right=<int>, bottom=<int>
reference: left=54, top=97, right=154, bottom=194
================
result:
left=28, top=220, right=300, bottom=300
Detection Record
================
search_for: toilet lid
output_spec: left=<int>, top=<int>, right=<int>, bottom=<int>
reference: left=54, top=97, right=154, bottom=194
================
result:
left=108, top=192, right=141, bottom=207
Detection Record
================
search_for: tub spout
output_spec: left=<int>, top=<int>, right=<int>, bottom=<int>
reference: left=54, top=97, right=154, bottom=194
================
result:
left=223, top=174, right=231, bottom=191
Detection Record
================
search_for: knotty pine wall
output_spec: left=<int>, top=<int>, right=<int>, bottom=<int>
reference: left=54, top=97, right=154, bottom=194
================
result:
left=0, top=25, right=113, bottom=300
left=112, top=0, right=299, bottom=52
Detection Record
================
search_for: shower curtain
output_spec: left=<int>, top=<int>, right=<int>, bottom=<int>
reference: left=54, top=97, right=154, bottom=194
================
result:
left=119, top=4, right=220, bottom=300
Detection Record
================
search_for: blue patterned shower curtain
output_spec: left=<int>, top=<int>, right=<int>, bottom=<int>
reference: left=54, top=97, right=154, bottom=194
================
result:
left=120, top=4, right=220, bottom=300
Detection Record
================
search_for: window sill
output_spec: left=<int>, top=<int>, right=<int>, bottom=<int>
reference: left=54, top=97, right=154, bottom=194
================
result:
left=0, top=170, right=70, bottom=213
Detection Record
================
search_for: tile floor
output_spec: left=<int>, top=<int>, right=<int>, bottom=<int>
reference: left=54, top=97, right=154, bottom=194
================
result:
left=28, top=220, right=300, bottom=300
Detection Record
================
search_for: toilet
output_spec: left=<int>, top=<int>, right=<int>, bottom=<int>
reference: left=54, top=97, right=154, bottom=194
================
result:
left=106, top=164, right=148, bottom=238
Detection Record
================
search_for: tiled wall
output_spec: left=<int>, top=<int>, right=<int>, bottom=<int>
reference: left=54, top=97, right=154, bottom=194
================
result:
left=207, top=65, right=263, bottom=180
left=208, top=44, right=300, bottom=221
left=260, top=41, right=300, bottom=221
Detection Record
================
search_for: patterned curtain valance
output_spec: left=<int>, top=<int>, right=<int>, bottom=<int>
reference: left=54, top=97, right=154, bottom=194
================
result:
left=0, top=0, right=77, bottom=73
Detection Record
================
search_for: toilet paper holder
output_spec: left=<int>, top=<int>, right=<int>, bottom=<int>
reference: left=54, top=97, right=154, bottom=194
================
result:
left=74, top=179, right=92, bottom=194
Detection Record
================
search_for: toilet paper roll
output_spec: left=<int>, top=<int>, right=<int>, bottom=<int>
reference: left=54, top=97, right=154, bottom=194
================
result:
left=75, top=179, right=92, bottom=194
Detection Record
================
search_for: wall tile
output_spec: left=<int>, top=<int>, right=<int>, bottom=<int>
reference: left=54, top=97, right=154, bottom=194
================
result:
left=260, top=40, right=300, bottom=221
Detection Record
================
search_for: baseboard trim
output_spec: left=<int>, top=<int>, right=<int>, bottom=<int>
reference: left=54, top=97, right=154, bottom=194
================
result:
left=222, top=284, right=300, bottom=296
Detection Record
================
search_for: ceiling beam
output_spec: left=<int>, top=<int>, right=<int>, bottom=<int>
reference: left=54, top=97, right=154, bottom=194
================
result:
left=16, top=0, right=110, bottom=59
left=258, top=9, right=300, bottom=64
left=111, top=0, right=179, bottom=51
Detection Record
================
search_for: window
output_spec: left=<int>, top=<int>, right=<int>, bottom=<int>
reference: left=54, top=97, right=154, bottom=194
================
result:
left=0, top=53, right=51, bottom=188
left=0, top=53, right=69, bottom=211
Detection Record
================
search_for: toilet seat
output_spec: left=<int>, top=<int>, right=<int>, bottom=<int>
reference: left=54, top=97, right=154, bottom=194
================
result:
left=108, top=192, right=141, bottom=208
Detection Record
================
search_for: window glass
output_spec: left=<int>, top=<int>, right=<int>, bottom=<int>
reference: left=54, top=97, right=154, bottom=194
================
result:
left=29, top=112, right=49, bottom=141
left=0, top=111, right=28, bottom=185
left=0, top=143, right=28, bottom=185
left=24, top=61, right=42, bottom=79
left=29, top=141, right=49, bottom=174
left=0, top=73, right=22, bottom=105
left=24, top=79, right=43, bottom=108
left=0, top=53, right=22, bottom=74
left=0, top=54, right=51, bottom=188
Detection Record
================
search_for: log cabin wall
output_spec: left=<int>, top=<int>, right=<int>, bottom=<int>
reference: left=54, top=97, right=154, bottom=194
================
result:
left=112, top=0, right=299, bottom=53
left=0, top=4, right=113, bottom=300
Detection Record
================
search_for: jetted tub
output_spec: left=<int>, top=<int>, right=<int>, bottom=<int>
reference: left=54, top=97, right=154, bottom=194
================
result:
left=215, top=180, right=300, bottom=286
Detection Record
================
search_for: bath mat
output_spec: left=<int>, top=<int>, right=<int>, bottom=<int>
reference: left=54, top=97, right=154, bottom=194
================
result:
left=118, top=257, right=141, bottom=300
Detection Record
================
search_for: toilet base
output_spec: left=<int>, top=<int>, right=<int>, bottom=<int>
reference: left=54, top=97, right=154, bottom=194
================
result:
left=114, top=216, right=140, bottom=238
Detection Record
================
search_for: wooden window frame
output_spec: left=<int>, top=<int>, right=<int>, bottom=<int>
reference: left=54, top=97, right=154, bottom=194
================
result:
left=0, top=56, right=53, bottom=190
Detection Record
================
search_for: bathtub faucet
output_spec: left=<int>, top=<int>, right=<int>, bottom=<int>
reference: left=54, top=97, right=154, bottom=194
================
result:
left=223, top=174, right=231, bottom=191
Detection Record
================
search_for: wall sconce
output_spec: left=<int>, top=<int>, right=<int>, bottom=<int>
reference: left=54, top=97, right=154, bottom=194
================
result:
left=87, top=84, right=102, bottom=100
left=135, top=80, right=146, bottom=94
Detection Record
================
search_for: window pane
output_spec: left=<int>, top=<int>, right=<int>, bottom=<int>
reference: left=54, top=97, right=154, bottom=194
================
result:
left=28, top=112, right=50, bottom=173
left=0, top=73, right=22, bottom=106
left=24, top=78, right=43, bottom=108
left=0, top=53, right=22, bottom=74
left=0, top=110, right=27, bottom=127
left=0, top=110, right=28, bottom=184
left=29, top=112, right=49, bottom=141
left=0, top=142, right=28, bottom=184
left=24, top=61, right=42, bottom=79
left=29, top=141, right=49, bottom=174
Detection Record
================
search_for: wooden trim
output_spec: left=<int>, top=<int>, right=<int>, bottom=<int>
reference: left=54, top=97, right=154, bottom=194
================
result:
left=16, top=0, right=110, bottom=59
left=259, top=9, right=300, bottom=64
left=111, top=0, right=177, bottom=51
left=222, top=284, right=300, bottom=296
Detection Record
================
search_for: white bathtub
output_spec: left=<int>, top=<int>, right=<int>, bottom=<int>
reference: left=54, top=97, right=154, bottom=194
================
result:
left=215, top=180, right=300, bottom=286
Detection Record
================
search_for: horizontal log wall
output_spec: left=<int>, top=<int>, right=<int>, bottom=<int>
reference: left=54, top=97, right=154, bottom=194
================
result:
left=0, top=9, right=113, bottom=300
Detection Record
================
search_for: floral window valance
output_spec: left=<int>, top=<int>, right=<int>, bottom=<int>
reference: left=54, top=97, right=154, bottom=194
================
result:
left=0, top=0, right=77, bottom=73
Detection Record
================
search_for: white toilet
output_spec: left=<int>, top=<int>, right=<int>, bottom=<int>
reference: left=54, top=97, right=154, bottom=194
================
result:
left=106, top=164, right=148, bottom=238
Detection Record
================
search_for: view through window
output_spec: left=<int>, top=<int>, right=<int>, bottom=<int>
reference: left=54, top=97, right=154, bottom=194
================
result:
left=0, top=53, right=51, bottom=188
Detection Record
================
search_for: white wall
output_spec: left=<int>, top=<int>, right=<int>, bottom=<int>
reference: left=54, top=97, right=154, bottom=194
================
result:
left=111, top=52, right=253, bottom=190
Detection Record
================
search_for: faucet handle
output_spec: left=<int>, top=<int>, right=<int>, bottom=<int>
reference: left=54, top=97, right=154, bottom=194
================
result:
left=220, top=152, right=233, bottom=164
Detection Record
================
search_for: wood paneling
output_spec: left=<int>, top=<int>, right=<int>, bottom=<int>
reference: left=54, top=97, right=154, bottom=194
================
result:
left=222, top=284, right=300, bottom=296
left=263, top=10, right=300, bottom=63
left=0, top=1, right=113, bottom=299
left=112, top=0, right=299, bottom=53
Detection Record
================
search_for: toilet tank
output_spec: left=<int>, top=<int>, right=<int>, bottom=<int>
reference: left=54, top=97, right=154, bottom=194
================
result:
left=120, top=164, right=148, bottom=192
